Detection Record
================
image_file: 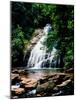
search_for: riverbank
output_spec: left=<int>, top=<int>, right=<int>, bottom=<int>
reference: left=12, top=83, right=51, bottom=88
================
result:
left=11, top=68, right=74, bottom=98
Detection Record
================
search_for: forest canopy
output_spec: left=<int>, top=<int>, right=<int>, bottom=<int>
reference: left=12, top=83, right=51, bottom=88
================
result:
left=11, top=2, right=74, bottom=68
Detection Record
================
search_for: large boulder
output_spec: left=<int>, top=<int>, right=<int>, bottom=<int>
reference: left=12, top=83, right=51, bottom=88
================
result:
left=20, top=77, right=38, bottom=89
left=36, top=81, right=55, bottom=94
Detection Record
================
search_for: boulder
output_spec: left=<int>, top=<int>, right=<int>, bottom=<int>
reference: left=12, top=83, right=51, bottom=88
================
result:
left=15, top=88, right=25, bottom=94
left=37, top=81, right=55, bottom=93
left=12, top=69, right=19, bottom=74
left=11, top=85, right=20, bottom=91
left=11, top=73, right=19, bottom=80
left=20, top=77, right=38, bottom=89
left=12, top=88, right=25, bottom=95
left=48, top=74, right=60, bottom=80
left=65, top=68, right=74, bottom=73
left=24, top=81, right=37, bottom=89
left=62, top=75, right=70, bottom=81
left=11, top=74, right=21, bottom=85
left=21, top=77, right=32, bottom=83
left=39, top=77, right=48, bottom=84
left=36, top=82, right=49, bottom=93
left=57, top=79, right=71, bottom=88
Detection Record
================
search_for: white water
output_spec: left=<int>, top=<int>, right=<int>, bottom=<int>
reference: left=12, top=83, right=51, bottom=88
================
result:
left=27, top=24, right=58, bottom=69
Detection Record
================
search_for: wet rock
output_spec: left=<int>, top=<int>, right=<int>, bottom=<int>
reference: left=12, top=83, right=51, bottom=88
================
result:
left=37, top=82, right=49, bottom=93
left=11, top=73, right=19, bottom=80
left=63, top=75, right=70, bottom=81
left=11, top=74, right=21, bottom=85
left=12, top=70, right=19, bottom=74
left=11, top=84, right=20, bottom=91
left=53, top=86, right=59, bottom=91
left=11, top=69, right=74, bottom=98
left=48, top=73, right=66, bottom=80
left=52, top=90, right=63, bottom=96
left=39, top=92, right=46, bottom=96
left=12, top=88, right=25, bottom=95
left=65, top=68, right=74, bottom=73
left=25, top=81, right=37, bottom=89
left=57, top=79, right=71, bottom=88
left=47, top=81, right=55, bottom=90
left=21, top=77, right=38, bottom=89
left=48, top=74, right=60, bottom=81
left=48, top=74, right=64, bottom=85
left=26, top=89, right=36, bottom=96
left=39, top=77, right=48, bottom=84
left=19, top=70, right=29, bottom=76
left=15, top=88, right=25, bottom=94
left=11, top=96, right=18, bottom=99
left=21, top=77, right=31, bottom=83
left=37, top=81, right=55, bottom=93
left=37, top=94, right=41, bottom=96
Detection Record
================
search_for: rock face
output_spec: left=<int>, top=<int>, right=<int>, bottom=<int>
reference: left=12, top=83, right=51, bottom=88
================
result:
left=11, top=68, right=74, bottom=98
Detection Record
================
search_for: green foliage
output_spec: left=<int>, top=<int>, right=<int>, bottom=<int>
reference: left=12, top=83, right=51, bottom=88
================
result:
left=64, top=49, right=73, bottom=68
left=43, top=30, right=58, bottom=51
left=43, top=5, right=74, bottom=68
left=11, top=25, right=25, bottom=66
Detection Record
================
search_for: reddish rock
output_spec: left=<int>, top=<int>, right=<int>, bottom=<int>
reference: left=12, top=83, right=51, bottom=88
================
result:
left=21, top=77, right=32, bottom=84
left=20, top=77, right=38, bottom=89
left=15, top=88, right=25, bottom=94
left=12, top=88, right=25, bottom=95
left=25, top=80, right=37, bottom=89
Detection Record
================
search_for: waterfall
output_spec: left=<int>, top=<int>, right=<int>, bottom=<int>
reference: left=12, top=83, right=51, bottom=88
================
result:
left=27, top=24, right=59, bottom=69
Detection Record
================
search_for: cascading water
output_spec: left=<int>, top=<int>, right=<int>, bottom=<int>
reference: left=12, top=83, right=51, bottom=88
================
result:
left=27, top=24, right=60, bottom=69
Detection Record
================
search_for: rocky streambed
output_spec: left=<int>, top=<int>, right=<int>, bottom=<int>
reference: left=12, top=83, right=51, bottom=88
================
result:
left=11, top=68, right=74, bottom=99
